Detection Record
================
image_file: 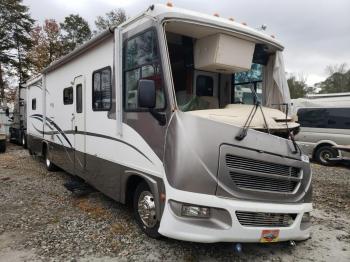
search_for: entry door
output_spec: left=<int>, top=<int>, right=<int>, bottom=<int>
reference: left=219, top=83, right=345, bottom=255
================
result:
left=73, top=76, right=86, bottom=175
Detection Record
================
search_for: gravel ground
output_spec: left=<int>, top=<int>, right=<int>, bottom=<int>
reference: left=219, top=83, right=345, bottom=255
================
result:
left=0, top=144, right=350, bottom=262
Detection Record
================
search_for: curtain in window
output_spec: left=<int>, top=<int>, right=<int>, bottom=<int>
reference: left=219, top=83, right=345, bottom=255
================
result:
left=262, top=51, right=291, bottom=114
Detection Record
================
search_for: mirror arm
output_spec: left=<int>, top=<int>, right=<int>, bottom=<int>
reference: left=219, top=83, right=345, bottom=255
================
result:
left=149, top=108, right=166, bottom=126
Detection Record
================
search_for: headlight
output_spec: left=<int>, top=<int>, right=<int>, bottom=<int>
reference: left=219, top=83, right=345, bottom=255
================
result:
left=181, top=205, right=210, bottom=218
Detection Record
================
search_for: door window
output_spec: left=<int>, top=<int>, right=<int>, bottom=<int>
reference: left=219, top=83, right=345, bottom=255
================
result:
left=124, top=29, right=165, bottom=110
left=32, top=98, right=36, bottom=110
left=76, top=84, right=82, bottom=113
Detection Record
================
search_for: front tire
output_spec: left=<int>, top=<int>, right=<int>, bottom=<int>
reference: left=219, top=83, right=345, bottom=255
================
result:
left=314, top=145, right=339, bottom=165
left=133, top=182, right=161, bottom=239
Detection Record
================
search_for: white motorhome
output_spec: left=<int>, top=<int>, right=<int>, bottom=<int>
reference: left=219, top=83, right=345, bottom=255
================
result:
left=26, top=4, right=312, bottom=243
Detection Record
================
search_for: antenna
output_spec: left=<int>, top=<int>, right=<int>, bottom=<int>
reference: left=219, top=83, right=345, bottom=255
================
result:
left=257, top=24, right=267, bottom=31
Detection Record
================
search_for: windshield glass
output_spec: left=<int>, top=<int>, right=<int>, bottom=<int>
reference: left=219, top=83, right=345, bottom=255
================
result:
left=233, top=63, right=263, bottom=105
left=165, top=29, right=270, bottom=112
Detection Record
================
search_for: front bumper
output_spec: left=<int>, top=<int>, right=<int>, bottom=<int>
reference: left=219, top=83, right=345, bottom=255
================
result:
left=159, top=183, right=312, bottom=243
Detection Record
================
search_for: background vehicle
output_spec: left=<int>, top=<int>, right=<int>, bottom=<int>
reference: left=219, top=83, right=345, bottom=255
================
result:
left=9, top=86, right=27, bottom=147
left=295, top=107, right=350, bottom=165
left=0, top=106, right=10, bottom=153
left=26, top=4, right=311, bottom=243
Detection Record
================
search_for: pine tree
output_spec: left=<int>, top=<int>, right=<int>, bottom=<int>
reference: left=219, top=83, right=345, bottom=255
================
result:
left=0, top=0, right=34, bottom=103
left=60, top=14, right=92, bottom=54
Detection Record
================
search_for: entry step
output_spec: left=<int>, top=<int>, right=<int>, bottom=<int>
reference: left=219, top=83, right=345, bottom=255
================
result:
left=64, top=179, right=95, bottom=196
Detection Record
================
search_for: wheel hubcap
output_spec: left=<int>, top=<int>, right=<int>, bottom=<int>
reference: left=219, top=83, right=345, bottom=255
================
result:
left=46, top=157, right=50, bottom=167
left=137, top=191, right=157, bottom=228
left=320, top=150, right=332, bottom=162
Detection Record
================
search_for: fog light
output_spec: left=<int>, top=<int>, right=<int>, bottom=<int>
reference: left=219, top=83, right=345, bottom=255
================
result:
left=300, top=212, right=311, bottom=230
left=301, top=212, right=311, bottom=223
left=181, top=205, right=210, bottom=218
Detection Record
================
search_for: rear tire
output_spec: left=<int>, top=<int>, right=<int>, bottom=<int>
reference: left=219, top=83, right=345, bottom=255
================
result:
left=0, top=140, right=6, bottom=153
left=43, top=146, right=58, bottom=171
left=314, top=145, right=339, bottom=165
left=133, top=181, right=161, bottom=239
left=22, top=132, right=27, bottom=149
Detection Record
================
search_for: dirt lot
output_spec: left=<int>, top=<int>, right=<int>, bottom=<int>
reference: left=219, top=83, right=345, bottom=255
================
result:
left=0, top=144, right=350, bottom=262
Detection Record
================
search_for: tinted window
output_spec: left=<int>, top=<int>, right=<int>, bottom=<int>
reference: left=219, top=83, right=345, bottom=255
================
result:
left=124, top=30, right=165, bottom=110
left=76, top=84, right=82, bottom=113
left=196, top=75, right=214, bottom=96
left=92, top=67, right=111, bottom=111
left=298, top=108, right=350, bottom=129
left=32, top=99, right=36, bottom=110
left=63, top=87, right=73, bottom=105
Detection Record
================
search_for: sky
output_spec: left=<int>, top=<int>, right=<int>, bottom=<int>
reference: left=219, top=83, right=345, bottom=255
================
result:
left=23, top=0, right=350, bottom=86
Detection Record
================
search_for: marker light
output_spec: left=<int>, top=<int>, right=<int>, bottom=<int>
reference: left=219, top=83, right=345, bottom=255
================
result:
left=181, top=205, right=210, bottom=218
left=242, top=22, right=247, bottom=26
left=213, top=13, right=220, bottom=17
left=271, top=35, right=275, bottom=38
left=166, top=2, right=173, bottom=7
left=229, top=17, right=235, bottom=21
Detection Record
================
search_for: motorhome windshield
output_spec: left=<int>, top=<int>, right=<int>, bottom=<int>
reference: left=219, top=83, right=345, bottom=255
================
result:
left=165, top=23, right=273, bottom=112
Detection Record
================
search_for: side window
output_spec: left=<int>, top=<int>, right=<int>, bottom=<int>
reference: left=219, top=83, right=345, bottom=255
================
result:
left=76, top=84, right=82, bottom=113
left=298, top=108, right=327, bottom=128
left=92, top=67, right=111, bottom=111
left=124, top=30, right=165, bottom=110
left=326, top=108, right=350, bottom=129
left=196, top=75, right=214, bottom=96
left=32, top=98, right=36, bottom=110
left=63, top=87, right=73, bottom=105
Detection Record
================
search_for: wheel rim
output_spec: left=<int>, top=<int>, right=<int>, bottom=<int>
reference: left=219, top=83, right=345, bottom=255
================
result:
left=137, top=191, right=157, bottom=228
left=46, top=157, right=50, bottom=167
left=320, top=149, right=333, bottom=163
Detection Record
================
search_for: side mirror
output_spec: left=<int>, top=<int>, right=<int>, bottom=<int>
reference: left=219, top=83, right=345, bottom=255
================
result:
left=138, top=79, right=156, bottom=109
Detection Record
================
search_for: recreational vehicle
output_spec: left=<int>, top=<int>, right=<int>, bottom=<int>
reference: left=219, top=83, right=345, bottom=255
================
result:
left=26, top=4, right=312, bottom=243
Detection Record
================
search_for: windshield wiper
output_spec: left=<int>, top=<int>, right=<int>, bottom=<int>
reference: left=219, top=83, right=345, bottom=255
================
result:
left=235, top=86, right=270, bottom=141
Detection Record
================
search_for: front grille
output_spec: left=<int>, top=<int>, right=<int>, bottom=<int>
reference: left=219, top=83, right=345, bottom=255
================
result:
left=225, top=154, right=300, bottom=193
left=226, top=154, right=299, bottom=177
left=230, top=172, right=297, bottom=192
left=236, top=211, right=297, bottom=227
